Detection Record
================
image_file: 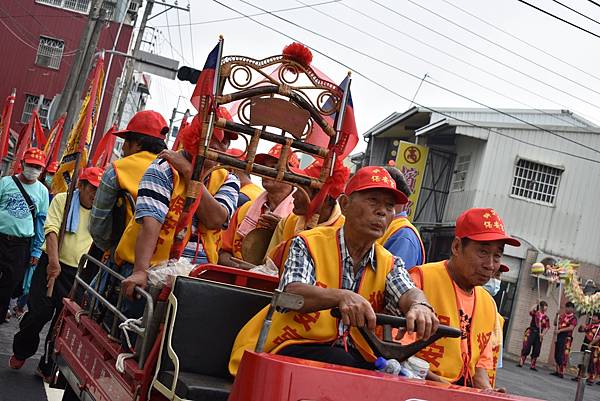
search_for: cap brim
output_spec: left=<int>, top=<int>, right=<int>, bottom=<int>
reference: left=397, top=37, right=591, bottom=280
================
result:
left=24, top=159, right=46, bottom=168
left=254, top=153, right=278, bottom=165
left=465, top=232, right=521, bottom=247
left=499, top=264, right=510, bottom=272
left=112, top=129, right=130, bottom=139
left=224, top=131, right=238, bottom=141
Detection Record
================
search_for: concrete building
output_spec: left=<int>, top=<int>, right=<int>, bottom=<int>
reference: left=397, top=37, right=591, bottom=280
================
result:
left=362, top=106, right=600, bottom=364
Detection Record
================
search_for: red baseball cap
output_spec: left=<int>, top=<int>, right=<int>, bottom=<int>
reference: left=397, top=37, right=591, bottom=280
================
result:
left=23, top=147, right=46, bottom=167
left=113, top=110, right=169, bottom=139
left=455, top=208, right=521, bottom=247
left=213, top=107, right=238, bottom=142
left=46, top=161, right=59, bottom=173
left=255, top=144, right=300, bottom=168
left=79, top=166, right=104, bottom=187
left=344, top=166, right=408, bottom=204
left=290, top=158, right=350, bottom=198
left=499, top=263, right=509, bottom=272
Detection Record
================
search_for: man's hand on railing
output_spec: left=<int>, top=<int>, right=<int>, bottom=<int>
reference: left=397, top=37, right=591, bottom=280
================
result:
left=122, top=270, right=148, bottom=299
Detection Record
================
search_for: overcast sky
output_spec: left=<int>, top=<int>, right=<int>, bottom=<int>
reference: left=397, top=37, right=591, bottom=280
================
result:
left=143, top=0, right=600, bottom=154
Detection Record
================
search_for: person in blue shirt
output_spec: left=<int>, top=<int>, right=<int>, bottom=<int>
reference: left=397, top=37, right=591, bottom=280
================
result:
left=0, top=148, right=48, bottom=323
left=377, top=166, right=425, bottom=270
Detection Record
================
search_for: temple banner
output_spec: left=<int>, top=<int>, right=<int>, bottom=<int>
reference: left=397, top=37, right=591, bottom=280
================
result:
left=395, top=141, right=429, bottom=221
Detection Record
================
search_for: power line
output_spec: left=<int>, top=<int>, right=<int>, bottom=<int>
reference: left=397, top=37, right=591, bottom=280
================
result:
left=515, top=0, right=600, bottom=39
left=329, top=1, right=596, bottom=133
left=399, top=0, right=600, bottom=100
left=550, top=0, right=600, bottom=26
left=208, top=0, right=600, bottom=164
left=589, top=0, right=600, bottom=7
left=437, top=0, right=600, bottom=84
left=151, top=0, right=342, bottom=28
left=187, top=2, right=195, bottom=66
left=237, top=0, right=600, bottom=155
left=367, top=0, right=600, bottom=114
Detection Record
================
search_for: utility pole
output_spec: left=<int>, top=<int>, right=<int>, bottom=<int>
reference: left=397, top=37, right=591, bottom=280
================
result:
left=56, top=0, right=106, bottom=156
left=113, top=0, right=154, bottom=128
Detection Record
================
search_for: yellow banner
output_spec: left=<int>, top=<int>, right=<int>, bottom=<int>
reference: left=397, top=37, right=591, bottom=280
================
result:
left=395, top=141, right=429, bottom=221
left=52, top=66, right=104, bottom=194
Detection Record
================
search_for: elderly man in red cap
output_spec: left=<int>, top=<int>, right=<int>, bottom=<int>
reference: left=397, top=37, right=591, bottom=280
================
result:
left=405, top=208, right=520, bottom=390
left=0, top=147, right=49, bottom=323
left=10, top=166, right=103, bottom=378
left=219, top=144, right=297, bottom=267
left=265, top=157, right=348, bottom=270
left=229, top=166, right=438, bottom=375
left=121, top=108, right=240, bottom=297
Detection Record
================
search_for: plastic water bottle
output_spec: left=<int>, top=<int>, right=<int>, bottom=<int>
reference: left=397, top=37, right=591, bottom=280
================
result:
left=374, top=357, right=403, bottom=375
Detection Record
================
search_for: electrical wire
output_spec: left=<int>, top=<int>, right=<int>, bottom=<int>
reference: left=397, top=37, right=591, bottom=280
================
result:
left=312, top=1, right=596, bottom=133
left=550, top=0, right=600, bottom=26
left=151, top=0, right=342, bottom=28
left=403, top=0, right=600, bottom=98
left=589, top=0, right=600, bottom=7
left=237, top=0, right=600, bottom=155
left=187, top=2, right=195, bottom=66
left=437, top=0, right=600, bottom=84
left=208, top=0, right=600, bottom=164
left=516, top=0, right=600, bottom=39
left=368, top=0, right=600, bottom=112
left=175, top=8, right=186, bottom=66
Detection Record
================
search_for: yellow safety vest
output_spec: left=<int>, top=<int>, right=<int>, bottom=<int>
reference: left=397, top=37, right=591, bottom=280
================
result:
left=198, top=168, right=228, bottom=264
left=229, top=226, right=395, bottom=375
left=377, top=215, right=426, bottom=264
left=412, top=261, right=497, bottom=384
left=112, top=151, right=157, bottom=226
left=488, top=313, right=504, bottom=387
left=240, top=182, right=263, bottom=203
left=268, top=212, right=345, bottom=273
left=115, top=160, right=186, bottom=267
left=226, top=200, right=253, bottom=260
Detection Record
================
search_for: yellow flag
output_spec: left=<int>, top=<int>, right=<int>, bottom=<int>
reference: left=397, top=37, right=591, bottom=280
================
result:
left=52, top=60, right=104, bottom=194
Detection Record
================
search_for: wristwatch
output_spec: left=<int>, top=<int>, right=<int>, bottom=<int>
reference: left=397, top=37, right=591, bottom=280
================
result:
left=410, top=301, right=435, bottom=313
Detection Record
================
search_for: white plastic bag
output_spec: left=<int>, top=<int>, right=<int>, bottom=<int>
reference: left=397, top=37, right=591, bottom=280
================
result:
left=147, top=258, right=196, bottom=288
left=249, top=257, right=279, bottom=276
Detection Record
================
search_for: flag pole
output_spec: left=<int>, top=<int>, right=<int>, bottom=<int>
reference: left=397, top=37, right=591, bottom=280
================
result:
left=0, top=88, right=16, bottom=175
left=48, top=56, right=103, bottom=297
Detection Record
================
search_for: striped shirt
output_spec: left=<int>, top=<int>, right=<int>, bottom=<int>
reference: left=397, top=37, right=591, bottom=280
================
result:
left=135, top=159, right=240, bottom=262
left=279, top=227, right=415, bottom=338
left=90, top=165, right=120, bottom=250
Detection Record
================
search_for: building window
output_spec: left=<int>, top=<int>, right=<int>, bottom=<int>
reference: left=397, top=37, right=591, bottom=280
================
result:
left=35, top=0, right=91, bottom=14
left=35, top=36, right=65, bottom=70
left=21, top=95, right=52, bottom=127
left=510, top=158, right=562, bottom=205
left=451, top=154, right=470, bottom=192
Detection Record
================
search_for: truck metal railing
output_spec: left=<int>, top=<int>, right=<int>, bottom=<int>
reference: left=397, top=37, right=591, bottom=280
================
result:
left=69, top=254, right=155, bottom=368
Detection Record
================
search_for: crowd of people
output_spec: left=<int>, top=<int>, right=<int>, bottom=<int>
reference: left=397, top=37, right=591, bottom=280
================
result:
left=1, top=107, right=598, bottom=395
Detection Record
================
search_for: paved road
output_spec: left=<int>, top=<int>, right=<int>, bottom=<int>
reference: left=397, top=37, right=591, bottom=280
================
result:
left=497, top=357, right=600, bottom=401
left=2, top=314, right=600, bottom=401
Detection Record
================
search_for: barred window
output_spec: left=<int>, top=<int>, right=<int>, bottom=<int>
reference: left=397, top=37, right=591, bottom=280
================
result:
left=35, top=0, right=91, bottom=14
left=511, top=159, right=562, bottom=206
left=35, top=36, right=64, bottom=70
left=21, top=95, right=52, bottom=127
left=451, top=154, right=470, bottom=192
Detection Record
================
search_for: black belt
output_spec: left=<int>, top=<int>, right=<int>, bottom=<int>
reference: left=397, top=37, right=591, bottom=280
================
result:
left=0, top=233, right=32, bottom=243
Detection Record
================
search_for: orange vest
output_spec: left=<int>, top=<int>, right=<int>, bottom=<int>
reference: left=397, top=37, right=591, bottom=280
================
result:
left=229, top=226, right=394, bottom=375
left=412, top=261, right=496, bottom=384
left=240, top=182, right=263, bottom=203
left=268, top=212, right=345, bottom=272
left=222, top=200, right=253, bottom=259
left=198, top=168, right=229, bottom=264
left=114, top=160, right=186, bottom=266
left=488, top=313, right=504, bottom=387
left=377, top=215, right=425, bottom=265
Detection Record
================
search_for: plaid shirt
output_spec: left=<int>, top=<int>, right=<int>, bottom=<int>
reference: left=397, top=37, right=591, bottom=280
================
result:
left=279, top=227, right=415, bottom=340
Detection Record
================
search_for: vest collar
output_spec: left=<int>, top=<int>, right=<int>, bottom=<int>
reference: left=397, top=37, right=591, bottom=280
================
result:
left=339, top=227, right=376, bottom=272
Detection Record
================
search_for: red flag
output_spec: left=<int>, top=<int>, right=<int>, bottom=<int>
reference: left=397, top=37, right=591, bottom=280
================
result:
left=171, top=110, right=190, bottom=151
left=10, top=110, right=45, bottom=174
left=0, top=90, right=16, bottom=160
left=78, top=56, right=104, bottom=153
left=43, top=113, right=66, bottom=165
left=91, top=124, right=117, bottom=168
left=190, top=42, right=220, bottom=116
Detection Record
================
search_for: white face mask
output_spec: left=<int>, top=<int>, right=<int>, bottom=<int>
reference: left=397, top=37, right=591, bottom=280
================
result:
left=483, top=278, right=501, bottom=297
left=22, top=166, right=42, bottom=181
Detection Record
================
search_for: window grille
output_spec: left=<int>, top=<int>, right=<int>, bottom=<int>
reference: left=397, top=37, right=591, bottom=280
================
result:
left=35, top=0, right=91, bottom=14
left=510, top=159, right=562, bottom=206
left=451, top=154, right=471, bottom=192
left=21, top=95, right=52, bottom=127
left=35, top=36, right=65, bottom=70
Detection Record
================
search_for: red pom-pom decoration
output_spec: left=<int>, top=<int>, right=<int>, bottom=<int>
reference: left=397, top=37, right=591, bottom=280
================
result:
left=282, top=42, right=313, bottom=67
